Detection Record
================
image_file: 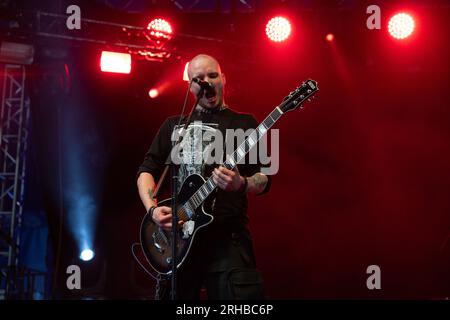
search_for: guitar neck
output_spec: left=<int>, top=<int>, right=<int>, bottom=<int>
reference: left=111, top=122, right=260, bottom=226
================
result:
left=184, top=106, right=284, bottom=213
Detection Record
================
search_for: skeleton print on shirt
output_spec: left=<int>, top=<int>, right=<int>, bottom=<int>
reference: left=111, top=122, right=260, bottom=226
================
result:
left=172, top=121, right=220, bottom=188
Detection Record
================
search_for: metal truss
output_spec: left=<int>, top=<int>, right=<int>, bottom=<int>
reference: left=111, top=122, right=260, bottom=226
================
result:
left=0, top=7, right=259, bottom=66
left=170, top=0, right=256, bottom=12
left=2, top=10, right=255, bottom=64
left=34, top=11, right=177, bottom=62
left=0, top=64, right=30, bottom=299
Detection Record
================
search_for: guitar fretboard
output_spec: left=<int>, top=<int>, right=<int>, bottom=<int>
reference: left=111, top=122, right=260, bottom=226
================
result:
left=182, top=107, right=284, bottom=216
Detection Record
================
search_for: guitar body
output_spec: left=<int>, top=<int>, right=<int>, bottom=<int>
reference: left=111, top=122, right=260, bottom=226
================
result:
left=140, top=173, right=214, bottom=275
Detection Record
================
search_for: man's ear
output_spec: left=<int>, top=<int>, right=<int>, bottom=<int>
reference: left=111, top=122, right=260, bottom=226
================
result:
left=222, top=73, right=226, bottom=85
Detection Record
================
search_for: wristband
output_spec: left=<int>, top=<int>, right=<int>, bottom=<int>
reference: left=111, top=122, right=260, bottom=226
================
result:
left=148, top=206, right=157, bottom=219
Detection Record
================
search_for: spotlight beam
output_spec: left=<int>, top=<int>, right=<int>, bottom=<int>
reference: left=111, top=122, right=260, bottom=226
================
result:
left=80, top=249, right=95, bottom=261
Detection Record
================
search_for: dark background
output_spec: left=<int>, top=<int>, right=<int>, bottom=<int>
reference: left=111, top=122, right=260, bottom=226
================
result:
left=4, top=0, right=449, bottom=299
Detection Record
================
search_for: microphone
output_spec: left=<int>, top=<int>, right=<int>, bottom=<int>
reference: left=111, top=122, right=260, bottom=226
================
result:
left=191, top=77, right=216, bottom=98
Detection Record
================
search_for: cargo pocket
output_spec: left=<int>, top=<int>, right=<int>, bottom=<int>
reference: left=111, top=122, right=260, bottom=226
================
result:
left=231, top=231, right=256, bottom=267
left=227, top=267, right=265, bottom=300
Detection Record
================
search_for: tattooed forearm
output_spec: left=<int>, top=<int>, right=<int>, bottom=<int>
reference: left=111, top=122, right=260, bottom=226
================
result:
left=137, top=172, right=157, bottom=211
left=148, top=188, right=155, bottom=201
left=247, top=173, right=268, bottom=194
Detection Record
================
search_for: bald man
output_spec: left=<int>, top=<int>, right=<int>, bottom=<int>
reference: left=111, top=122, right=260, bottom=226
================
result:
left=137, top=54, right=271, bottom=299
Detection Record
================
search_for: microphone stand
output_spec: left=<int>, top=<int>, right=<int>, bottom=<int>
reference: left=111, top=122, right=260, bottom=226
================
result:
left=169, top=87, right=204, bottom=300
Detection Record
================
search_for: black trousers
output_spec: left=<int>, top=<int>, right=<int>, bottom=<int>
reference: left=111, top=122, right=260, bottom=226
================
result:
left=158, top=227, right=264, bottom=300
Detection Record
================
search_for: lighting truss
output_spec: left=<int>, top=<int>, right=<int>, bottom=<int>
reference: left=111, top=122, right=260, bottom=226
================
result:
left=0, top=64, right=30, bottom=299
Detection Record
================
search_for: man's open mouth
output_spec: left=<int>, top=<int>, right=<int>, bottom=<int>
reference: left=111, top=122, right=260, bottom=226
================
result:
left=205, top=87, right=216, bottom=99
left=207, top=95, right=217, bottom=103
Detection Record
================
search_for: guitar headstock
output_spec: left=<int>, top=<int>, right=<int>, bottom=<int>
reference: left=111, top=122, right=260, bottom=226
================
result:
left=279, top=79, right=318, bottom=113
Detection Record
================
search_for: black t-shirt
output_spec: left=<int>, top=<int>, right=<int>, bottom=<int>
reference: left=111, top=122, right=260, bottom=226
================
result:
left=137, top=107, right=270, bottom=230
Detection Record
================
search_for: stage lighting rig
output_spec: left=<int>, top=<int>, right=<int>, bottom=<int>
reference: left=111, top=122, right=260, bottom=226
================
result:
left=29, top=12, right=176, bottom=63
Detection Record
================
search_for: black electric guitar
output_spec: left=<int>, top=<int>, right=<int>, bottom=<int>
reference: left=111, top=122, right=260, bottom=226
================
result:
left=140, top=79, right=318, bottom=274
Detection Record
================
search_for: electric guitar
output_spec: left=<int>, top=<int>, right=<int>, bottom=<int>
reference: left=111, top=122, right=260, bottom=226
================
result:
left=140, top=79, right=319, bottom=274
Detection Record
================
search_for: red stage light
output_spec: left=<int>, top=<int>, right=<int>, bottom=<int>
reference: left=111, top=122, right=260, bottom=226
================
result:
left=100, top=51, right=131, bottom=74
left=265, top=16, right=291, bottom=42
left=388, top=13, right=415, bottom=40
left=148, top=88, right=159, bottom=99
left=326, top=33, right=334, bottom=42
left=147, top=18, right=173, bottom=40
